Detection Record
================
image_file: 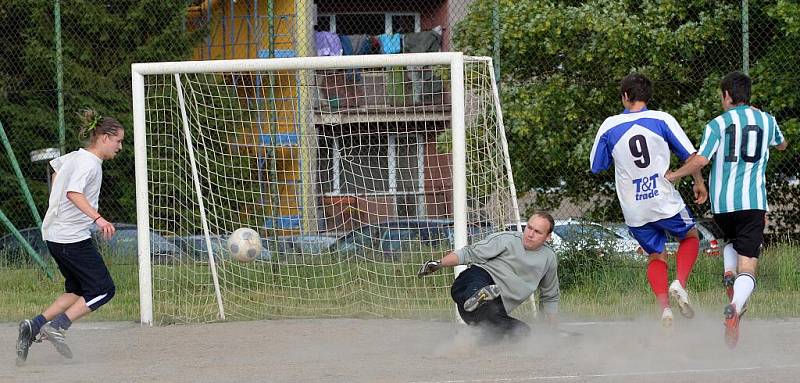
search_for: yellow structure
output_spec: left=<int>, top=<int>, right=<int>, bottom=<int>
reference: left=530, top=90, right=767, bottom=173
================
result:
left=188, top=0, right=298, bottom=60
left=187, top=0, right=314, bottom=235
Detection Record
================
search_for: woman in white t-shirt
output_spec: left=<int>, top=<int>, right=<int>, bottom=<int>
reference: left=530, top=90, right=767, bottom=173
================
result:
left=16, top=108, right=124, bottom=365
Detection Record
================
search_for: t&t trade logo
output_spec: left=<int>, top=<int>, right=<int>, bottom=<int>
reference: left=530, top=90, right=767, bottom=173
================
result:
left=633, top=173, right=660, bottom=201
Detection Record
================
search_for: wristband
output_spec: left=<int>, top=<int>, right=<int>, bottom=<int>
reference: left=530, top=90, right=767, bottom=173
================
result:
left=93, top=216, right=102, bottom=223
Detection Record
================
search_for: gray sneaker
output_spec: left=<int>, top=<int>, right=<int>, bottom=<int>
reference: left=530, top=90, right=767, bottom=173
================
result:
left=39, top=322, right=72, bottom=359
left=463, top=285, right=502, bottom=312
left=16, top=320, right=34, bottom=366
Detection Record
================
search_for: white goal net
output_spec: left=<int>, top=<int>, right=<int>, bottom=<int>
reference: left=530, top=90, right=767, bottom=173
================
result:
left=132, top=52, right=520, bottom=324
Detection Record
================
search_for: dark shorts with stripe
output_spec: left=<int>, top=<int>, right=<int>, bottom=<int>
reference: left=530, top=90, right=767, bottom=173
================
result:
left=713, top=209, right=766, bottom=258
left=46, top=238, right=115, bottom=311
left=450, top=266, right=529, bottom=339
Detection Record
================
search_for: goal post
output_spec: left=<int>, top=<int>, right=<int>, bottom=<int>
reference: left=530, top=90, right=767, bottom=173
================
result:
left=132, top=52, right=521, bottom=325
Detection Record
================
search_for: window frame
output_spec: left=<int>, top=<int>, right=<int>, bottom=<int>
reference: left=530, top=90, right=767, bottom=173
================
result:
left=317, top=12, right=421, bottom=35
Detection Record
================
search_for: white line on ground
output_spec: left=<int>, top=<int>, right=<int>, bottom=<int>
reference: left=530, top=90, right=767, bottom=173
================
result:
left=407, top=364, right=800, bottom=383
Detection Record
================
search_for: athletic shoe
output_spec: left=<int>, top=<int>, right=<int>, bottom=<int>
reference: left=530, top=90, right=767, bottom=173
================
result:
left=463, top=285, right=501, bottom=312
left=39, top=322, right=73, bottom=359
left=723, top=271, right=736, bottom=301
left=16, top=320, right=34, bottom=366
left=668, top=280, right=695, bottom=319
left=661, top=307, right=674, bottom=328
left=724, top=303, right=741, bottom=349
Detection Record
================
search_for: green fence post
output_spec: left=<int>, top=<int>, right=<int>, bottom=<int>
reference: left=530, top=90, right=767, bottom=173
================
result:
left=54, top=0, right=65, bottom=154
left=0, top=209, right=53, bottom=280
left=0, top=121, right=42, bottom=227
left=742, top=0, right=749, bottom=75
left=492, top=0, right=501, bottom=91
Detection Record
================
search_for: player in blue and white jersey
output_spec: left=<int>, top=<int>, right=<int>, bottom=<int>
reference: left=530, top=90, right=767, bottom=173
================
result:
left=591, top=73, right=708, bottom=327
left=666, top=71, right=788, bottom=348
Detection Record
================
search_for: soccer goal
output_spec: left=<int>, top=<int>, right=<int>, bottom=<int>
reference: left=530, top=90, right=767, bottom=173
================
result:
left=132, top=52, right=520, bottom=325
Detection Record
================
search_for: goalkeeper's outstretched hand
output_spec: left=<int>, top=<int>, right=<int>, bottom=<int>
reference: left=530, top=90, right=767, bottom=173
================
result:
left=417, top=260, right=442, bottom=277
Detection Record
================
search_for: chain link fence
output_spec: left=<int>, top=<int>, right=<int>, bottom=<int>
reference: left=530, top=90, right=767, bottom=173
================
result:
left=0, top=1, right=797, bottom=248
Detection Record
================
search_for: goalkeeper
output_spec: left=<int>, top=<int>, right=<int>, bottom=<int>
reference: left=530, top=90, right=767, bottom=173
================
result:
left=418, top=212, right=559, bottom=341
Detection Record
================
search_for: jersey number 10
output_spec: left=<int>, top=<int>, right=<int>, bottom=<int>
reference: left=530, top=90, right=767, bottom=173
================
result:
left=724, top=124, right=763, bottom=163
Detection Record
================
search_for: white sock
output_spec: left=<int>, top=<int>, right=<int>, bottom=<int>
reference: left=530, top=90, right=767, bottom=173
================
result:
left=731, top=273, right=755, bottom=310
left=723, top=244, right=738, bottom=274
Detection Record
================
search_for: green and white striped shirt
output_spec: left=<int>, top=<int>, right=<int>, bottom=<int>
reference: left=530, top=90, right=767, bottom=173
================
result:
left=697, top=105, right=785, bottom=214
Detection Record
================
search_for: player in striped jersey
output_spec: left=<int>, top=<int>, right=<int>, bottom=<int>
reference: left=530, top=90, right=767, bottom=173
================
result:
left=666, top=71, right=788, bottom=348
left=591, top=73, right=708, bottom=328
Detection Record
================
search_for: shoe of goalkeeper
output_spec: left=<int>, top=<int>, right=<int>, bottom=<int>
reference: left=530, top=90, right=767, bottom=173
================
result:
left=39, top=322, right=73, bottom=359
left=463, top=285, right=501, bottom=313
left=16, top=319, right=34, bottom=366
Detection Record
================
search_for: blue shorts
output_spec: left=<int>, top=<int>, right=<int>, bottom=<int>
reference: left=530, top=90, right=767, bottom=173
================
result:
left=628, top=208, right=696, bottom=255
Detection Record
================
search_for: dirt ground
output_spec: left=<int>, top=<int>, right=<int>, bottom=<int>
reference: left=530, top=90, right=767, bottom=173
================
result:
left=3, top=315, right=800, bottom=383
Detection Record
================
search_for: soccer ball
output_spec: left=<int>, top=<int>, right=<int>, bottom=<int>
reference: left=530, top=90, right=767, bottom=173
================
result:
left=227, top=228, right=262, bottom=262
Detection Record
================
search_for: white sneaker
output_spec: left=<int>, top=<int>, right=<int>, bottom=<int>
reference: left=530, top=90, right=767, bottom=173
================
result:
left=669, top=280, right=695, bottom=319
left=39, top=322, right=72, bottom=359
left=661, top=308, right=674, bottom=328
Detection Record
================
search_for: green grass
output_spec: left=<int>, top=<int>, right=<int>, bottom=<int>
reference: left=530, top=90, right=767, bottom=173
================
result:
left=559, top=243, right=800, bottom=319
left=0, top=264, right=141, bottom=322
left=1, top=244, right=798, bottom=323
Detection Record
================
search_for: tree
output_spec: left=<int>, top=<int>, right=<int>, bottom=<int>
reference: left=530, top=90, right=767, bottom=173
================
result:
left=453, top=0, right=799, bottom=234
left=0, top=0, right=203, bottom=229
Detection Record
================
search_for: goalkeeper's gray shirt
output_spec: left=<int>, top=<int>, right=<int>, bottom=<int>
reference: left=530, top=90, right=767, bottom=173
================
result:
left=455, top=232, right=559, bottom=315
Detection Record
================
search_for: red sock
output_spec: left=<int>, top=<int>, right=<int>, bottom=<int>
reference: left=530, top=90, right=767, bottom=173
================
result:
left=676, top=237, right=700, bottom=287
left=647, top=258, right=669, bottom=308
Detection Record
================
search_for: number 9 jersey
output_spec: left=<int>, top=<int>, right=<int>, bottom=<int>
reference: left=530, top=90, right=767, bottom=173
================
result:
left=590, top=108, right=697, bottom=227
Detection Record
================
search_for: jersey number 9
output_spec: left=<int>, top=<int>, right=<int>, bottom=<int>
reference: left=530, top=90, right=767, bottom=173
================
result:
left=629, top=135, right=650, bottom=168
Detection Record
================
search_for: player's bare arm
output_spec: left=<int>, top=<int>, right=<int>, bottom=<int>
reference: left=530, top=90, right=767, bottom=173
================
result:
left=776, top=139, right=789, bottom=151
left=66, top=191, right=115, bottom=240
left=665, top=153, right=709, bottom=183
left=691, top=169, right=708, bottom=204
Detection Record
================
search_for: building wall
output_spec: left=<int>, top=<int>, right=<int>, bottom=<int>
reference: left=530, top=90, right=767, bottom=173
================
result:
left=188, top=1, right=459, bottom=234
left=189, top=0, right=297, bottom=60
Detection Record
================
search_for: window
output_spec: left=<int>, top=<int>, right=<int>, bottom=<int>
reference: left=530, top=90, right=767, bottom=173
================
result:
left=316, top=15, right=332, bottom=32
left=388, top=14, right=418, bottom=34
left=318, top=132, right=427, bottom=217
left=317, top=13, right=420, bottom=35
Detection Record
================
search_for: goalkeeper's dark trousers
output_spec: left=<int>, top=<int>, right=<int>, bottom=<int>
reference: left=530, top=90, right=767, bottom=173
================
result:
left=450, top=266, right=530, bottom=340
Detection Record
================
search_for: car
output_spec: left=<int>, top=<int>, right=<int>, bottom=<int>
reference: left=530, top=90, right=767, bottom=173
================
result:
left=666, top=220, right=722, bottom=256
left=606, top=220, right=722, bottom=257
left=551, top=219, right=641, bottom=257
left=333, top=219, right=493, bottom=258
left=267, top=234, right=339, bottom=255
left=171, top=234, right=272, bottom=262
left=92, top=225, right=186, bottom=264
left=506, top=219, right=642, bottom=258
left=0, top=227, right=50, bottom=264
left=0, top=224, right=185, bottom=265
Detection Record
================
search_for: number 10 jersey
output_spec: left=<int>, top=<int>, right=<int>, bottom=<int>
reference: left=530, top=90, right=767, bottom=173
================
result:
left=697, top=105, right=785, bottom=214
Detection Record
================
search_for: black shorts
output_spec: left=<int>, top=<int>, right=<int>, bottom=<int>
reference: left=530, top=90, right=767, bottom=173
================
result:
left=713, top=210, right=766, bottom=258
left=46, top=238, right=115, bottom=310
